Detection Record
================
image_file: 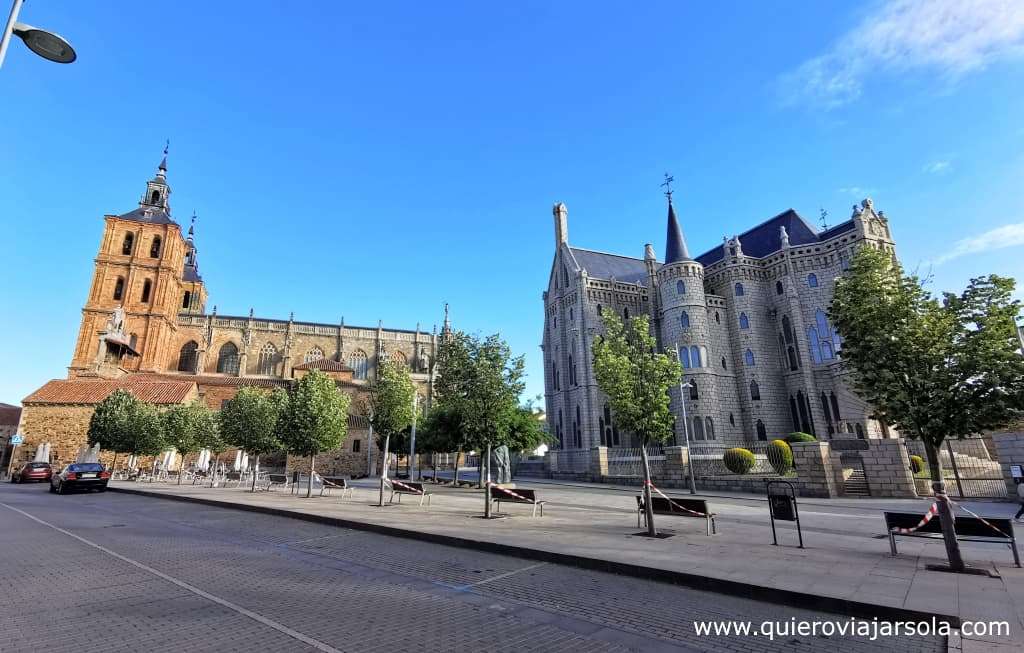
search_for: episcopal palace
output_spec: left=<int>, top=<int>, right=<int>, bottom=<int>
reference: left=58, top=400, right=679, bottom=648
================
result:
left=542, top=193, right=899, bottom=451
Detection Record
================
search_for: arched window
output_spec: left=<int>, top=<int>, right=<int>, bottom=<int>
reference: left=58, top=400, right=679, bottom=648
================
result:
left=750, top=380, right=760, bottom=401
left=305, top=346, right=325, bottom=364
left=808, top=328, right=823, bottom=364
left=714, top=311, right=720, bottom=324
left=678, top=346, right=690, bottom=369
left=729, top=413, right=735, bottom=426
left=787, top=346, right=799, bottom=371
left=182, top=291, right=191, bottom=309
left=257, top=343, right=278, bottom=376
left=680, top=311, right=690, bottom=328
left=113, top=277, right=124, bottom=301
left=808, top=273, right=818, bottom=287
left=140, top=279, right=152, bottom=303
left=150, top=236, right=162, bottom=258
left=122, top=233, right=134, bottom=255
left=676, top=280, right=686, bottom=295
left=569, top=308, right=574, bottom=322
left=721, top=356, right=727, bottom=370
left=692, top=415, right=705, bottom=440
left=815, top=310, right=830, bottom=341
left=782, top=316, right=794, bottom=344
left=568, top=354, right=576, bottom=386
left=177, top=341, right=198, bottom=373
left=821, top=392, right=834, bottom=435
left=602, top=404, right=619, bottom=447
left=820, top=341, right=834, bottom=360
left=797, top=391, right=811, bottom=433
left=623, top=307, right=629, bottom=320
left=776, top=280, right=784, bottom=295
left=129, top=333, right=138, bottom=351
left=596, top=304, right=602, bottom=316
left=557, top=409, right=564, bottom=448
left=830, top=392, right=841, bottom=420
left=756, top=420, right=767, bottom=441
left=739, top=312, right=749, bottom=329
left=789, top=395, right=800, bottom=431
left=217, top=342, right=240, bottom=374
left=705, top=417, right=715, bottom=440
left=690, top=345, right=702, bottom=368
left=348, top=350, right=368, bottom=380
left=352, top=439, right=361, bottom=453
left=391, top=350, right=408, bottom=368
left=855, top=423, right=865, bottom=439
left=551, top=361, right=560, bottom=390
left=734, top=282, right=744, bottom=296
left=151, top=190, right=160, bottom=204
left=575, top=405, right=582, bottom=448
left=744, top=349, right=755, bottom=366
left=688, top=380, right=698, bottom=400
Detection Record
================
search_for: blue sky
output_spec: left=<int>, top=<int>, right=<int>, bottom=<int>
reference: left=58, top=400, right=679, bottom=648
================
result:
left=2, top=1, right=1023, bottom=407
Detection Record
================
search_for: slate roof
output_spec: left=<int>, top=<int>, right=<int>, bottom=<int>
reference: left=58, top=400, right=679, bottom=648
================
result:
left=24, top=379, right=196, bottom=405
left=664, top=201, right=691, bottom=263
left=293, top=359, right=352, bottom=372
left=0, top=402, right=21, bottom=427
left=182, top=262, right=202, bottom=282
left=569, top=248, right=655, bottom=285
left=115, top=206, right=177, bottom=226
left=695, top=209, right=836, bottom=266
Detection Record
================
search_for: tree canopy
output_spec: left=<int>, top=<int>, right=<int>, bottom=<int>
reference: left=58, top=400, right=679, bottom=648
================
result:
left=126, top=401, right=167, bottom=456
left=87, top=389, right=140, bottom=454
left=368, top=358, right=416, bottom=445
left=279, top=369, right=351, bottom=458
left=218, top=386, right=287, bottom=457
left=162, top=401, right=205, bottom=459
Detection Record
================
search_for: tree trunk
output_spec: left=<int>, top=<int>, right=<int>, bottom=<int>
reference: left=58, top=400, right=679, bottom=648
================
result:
left=110, top=453, right=118, bottom=479
left=433, top=454, right=438, bottom=479
left=923, top=439, right=965, bottom=571
left=378, top=434, right=391, bottom=507
left=178, top=454, right=186, bottom=485
left=251, top=454, right=260, bottom=492
left=307, top=453, right=315, bottom=498
left=640, top=442, right=657, bottom=537
left=484, top=444, right=493, bottom=518
left=210, top=453, right=220, bottom=488
left=453, top=451, right=462, bottom=486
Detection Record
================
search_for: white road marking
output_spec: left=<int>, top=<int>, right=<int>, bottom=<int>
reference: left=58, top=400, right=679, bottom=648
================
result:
left=466, top=562, right=547, bottom=587
left=0, top=501, right=343, bottom=653
left=283, top=532, right=350, bottom=546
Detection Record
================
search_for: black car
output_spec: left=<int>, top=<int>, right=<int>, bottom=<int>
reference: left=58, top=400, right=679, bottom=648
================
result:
left=49, top=463, right=110, bottom=494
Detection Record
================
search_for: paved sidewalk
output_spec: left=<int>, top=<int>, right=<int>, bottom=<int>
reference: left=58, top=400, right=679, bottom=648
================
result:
left=110, top=477, right=1024, bottom=650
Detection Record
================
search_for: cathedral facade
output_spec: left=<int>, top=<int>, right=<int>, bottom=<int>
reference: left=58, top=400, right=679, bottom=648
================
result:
left=542, top=194, right=898, bottom=450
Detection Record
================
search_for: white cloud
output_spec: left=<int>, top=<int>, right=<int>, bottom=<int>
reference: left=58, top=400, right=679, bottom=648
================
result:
left=923, top=160, right=951, bottom=174
left=838, top=186, right=877, bottom=197
left=779, top=0, right=1024, bottom=109
left=934, top=222, right=1024, bottom=264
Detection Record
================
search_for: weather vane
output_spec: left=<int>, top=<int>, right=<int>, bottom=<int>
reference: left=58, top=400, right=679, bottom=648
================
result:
left=164, top=138, right=169, bottom=155
left=819, top=207, right=829, bottom=231
left=661, top=173, right=675, bottom=201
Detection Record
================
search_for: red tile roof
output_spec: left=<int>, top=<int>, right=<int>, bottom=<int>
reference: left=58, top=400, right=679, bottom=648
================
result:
left=23, top=379, right=196, bottom=405
left=132, top=373, right=291, bottom=389
left=293, top=359, right=352, bottom=372
left=0, top=403, right=21, bottom=426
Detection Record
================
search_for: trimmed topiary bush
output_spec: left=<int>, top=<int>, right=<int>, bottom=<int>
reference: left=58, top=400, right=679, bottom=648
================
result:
left=767, top=439, right=794, bottom=475
left=909, top=455, right=925, bottom=475
left=785, top=432, right=816, bottom=443
left=723, top=447, right=756, bottom=474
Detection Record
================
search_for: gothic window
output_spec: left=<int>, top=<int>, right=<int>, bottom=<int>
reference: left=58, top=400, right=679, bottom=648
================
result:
left=150, top=236, right=162, bottom=258
left=830, top=392, right=841, bottom=420
left=182, top=291, right=191, bottom=309
left=177, top=341, right=198, bottom=373
left=352, top=439, right=361, bottom=453
left=569, top=308, right=574, bottom=322
left=776, top=280, right=784, bottom=295
left=603, top=404, right=619, bottom=447
left=596, top=304, right=602, bottom=316
left=808, top=273, right=818, bottom=287
left=121, top=233, right=134, bottom=255
left=855, top=423, right=865, bottom=439
left=553, top=316, right=557, bottom=329
left=789, top=395, right=800, bottom=431
left=797, top=391, right=812, bottom=434
left=680, top=311, right=690, bottom=329
left=756, top=419, right=767, bottom=441
left=820, top=341, right=834, bottom=360
left=815, top=310, right=830, bottom=341
left=562, top=264, right=569, bottom=286
left=832, top=328, right=843, bottom=353
left=676, top=280, right=686, bottom=295
left=557, top=409, right=564, bottom=448
left=678, top=345, right=690, bottom=369
left=688, top=380, right=698, bottom=400
left=257, top=343, right=278, bottom=376
left=689, top=345, right=702, bottom=368
left=729, top=413, right=735, bottom=426
left=140, top=279, right=152, bottom=303
left=623, top=307, right=629, bottom=320
left=151, top=190, right=161, bottom=204
left=129, top=333, right=138, bottom=351
left=692, top=416, right=705, bottom=440
left=821, top=392, right=834, bottom=435
left=739, top=312, right=749, bottom=329
left=705, top=417, right=715, bottom=440
left=113, top=277, right=124, bottom=301
left=749, top=379, right=760, bottom=401
left=782, top=316, right=794, bottom=344
left=721, top=356, right=727, bottom=370
left=391, top=350, right=408, bottom=368
left=568, top=354, right=576, bottom=386
left=714, top=311, right=720, bottom=324
left=217, top=342, right=240, bottom=374
left=305, top=346, right=325, bottom=364
left=808, top=328, right=823, bottom=364
left=348, top=350, right=368, bottom=380
left=575, top=405, right=582, bottom=448
left=787, top=346, right=799, bottom=371
left=551, top=361, right=560, bottom=390
left=744, top=349, right=755, bottom=366
left=734, top=282, right=744, bottom=296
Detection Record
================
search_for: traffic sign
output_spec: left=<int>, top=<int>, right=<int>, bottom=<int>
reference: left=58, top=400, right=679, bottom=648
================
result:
left=10, top=434, right=23, bottom=445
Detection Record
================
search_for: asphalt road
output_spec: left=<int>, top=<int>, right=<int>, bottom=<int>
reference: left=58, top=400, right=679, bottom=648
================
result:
left=0, top=483, right=943, bottom=653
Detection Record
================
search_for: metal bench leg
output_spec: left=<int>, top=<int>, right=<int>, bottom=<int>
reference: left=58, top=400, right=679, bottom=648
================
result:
left=706, top=516, right=711, bottom=537
left=532, top=502, right=537, bottom=518
left=419, top=493, right=425, bottom=507
left=1010, top=536, right=1021, bottom=568
left=888, top=532, right=898, bottom=557
left=389, top=490, right=396, bottom=504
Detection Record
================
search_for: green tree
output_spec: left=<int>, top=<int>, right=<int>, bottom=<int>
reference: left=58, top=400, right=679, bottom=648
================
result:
left=432, top=333, right=475, bottom=485
left=368, top=358, right=415, bottom=505
left=219, top=386, right=288, bottom=492
left=162, top=401, right=209, bottom=484
left=279, top=369, right=351, bottom=497
left=592, top=312, right=682, bottom=536
left=831, top=245, right=1024, bottom=572
left=126, top=401, right=167, bottom=461
left=87, top=389, right=140, bottom=473
left=506, top=406, right=552, bottom=478
left=417, top=403, right=464, bottom=481
left=191, top=402, right=226, bottom=485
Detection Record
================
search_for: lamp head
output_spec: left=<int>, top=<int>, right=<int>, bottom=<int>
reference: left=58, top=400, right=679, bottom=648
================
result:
left=13, top=23, right=77, bottom=64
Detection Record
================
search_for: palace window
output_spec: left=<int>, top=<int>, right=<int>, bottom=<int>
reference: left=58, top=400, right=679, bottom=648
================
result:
left=744, top=349, right=755, bottom=366
left=808, top=273, right=818, bottom=287
left=217, top=342, right=240, bottom=375
left=129, top=334, right=138, bottom=351
left=122, top=233, right=134, bottom=255
left=721, top=356, right=727, bottom=370
left=830, top=392, right=841, bottom=420
left=151, top=190, right=161, bottom=204
left=739, top=312, right=749, bottom=329
left=569, top=308, right=574, bottom=322
left=140, top=279, right=152, bottom=303
left=177, top=341, right=198, bottom=373
left=789, top=395, right=800, bottom=431
left=257, top=343, right=278, bottom=376
left=601, top=403, right=620, bottom=447
left=756, top=419, right=767, bottom=441
left=680, top=311, right=690, bottom=329
left=679, top=346, right=690, bottom=369
left=729, top=413, right=735, bottom=426
left=821, top=392, right=834, bottom=435
left=352, top=439, right=361, bottom=453
left=113, top=277, right=124, bottom=301
left=808, top=328, right=823, bottom=364
left=688, top=380, right=698, bottom=400
left=391, top=350, right=408, bottom=368
left=676, top=280, right=686, bottom=295
left=182, top=291, right=191, bottom=309
left=568, top=354, right=576, bottom=386
left=749, top=379, right=760, bottom=401
left=714, top=311, right=720, bottom=324
left=734, top=282, right=744, bottom=297
left=305, top=346, right=325, bottom=364
left=776, top=280, right=784, bottom=295
left=574, top=405, right=582, bottom=448
left=692, top=415, right=705, bottom=440
left=596, top=305, right=602, bottom=316
left=150, top=236, right=162, bottom=258
left=705, top=417, right=715, bottom=440
left=623, top=307, right=630, bottom=320
left=348, top=350, right=368, bottom=380
left=855, top=423, right=865, bottom=439
left=689, top=345, right=703, bottom=368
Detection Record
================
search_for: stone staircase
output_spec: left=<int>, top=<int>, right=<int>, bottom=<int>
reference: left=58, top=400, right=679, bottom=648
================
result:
left=843, top=467, right=870, bottom=496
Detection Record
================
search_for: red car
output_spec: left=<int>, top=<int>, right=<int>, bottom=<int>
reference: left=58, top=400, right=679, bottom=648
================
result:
left=10, top=462, right=52, bottom=483
left=50, top=463, right=110, bottom=494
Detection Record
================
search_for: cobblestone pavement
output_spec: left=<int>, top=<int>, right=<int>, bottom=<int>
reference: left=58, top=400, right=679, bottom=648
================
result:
left=0, top=484, right=943, bottom=653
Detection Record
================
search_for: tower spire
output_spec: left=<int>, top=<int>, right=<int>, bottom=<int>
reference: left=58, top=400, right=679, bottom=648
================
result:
left=662, top=174, right=690, bottom=263
left=157, top=139, right=168, bottom=177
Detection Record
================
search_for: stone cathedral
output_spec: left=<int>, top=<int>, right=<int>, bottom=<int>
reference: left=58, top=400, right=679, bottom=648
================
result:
left=542, top=192, right=899, bottom=451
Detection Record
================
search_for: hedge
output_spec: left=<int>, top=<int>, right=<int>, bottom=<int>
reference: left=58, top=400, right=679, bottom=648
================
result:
left=723, top=448, right=756, bottom=474
left=767, top=439, right=794, bottom=475
left=909, top=454, right=925, bottom=475
left=785, top=432, right=816, bottom=443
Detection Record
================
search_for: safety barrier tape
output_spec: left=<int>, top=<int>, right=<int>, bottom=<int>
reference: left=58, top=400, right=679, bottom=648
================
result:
left=948, top=498, right=1015, bottom=540
left=486, top=481, right=536, bottom=504
left=386, top=478, right=423, bottom=495
left=644, top=480, right=708, bottom=518
left=890, top=501, right=939, bottom=534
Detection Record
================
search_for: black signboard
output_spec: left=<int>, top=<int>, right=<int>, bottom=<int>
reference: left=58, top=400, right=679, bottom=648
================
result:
left=766, top=480, right=803, bottom=548
left=769, top=494, right=796, bottom=521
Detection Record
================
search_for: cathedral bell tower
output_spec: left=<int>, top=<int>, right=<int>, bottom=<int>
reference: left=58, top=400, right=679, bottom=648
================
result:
left=68, top=145, right=207, bottom=378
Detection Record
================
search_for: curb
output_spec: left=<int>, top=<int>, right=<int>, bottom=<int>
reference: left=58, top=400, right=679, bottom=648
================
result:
left=109, top=486, right=961, bottom=628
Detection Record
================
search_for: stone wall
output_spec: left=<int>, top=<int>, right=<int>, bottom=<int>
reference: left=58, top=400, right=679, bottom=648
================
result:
left=860, top=439, right=917, bottom=498
left=16, top=405, right=112, bottom=470
left=286, top=428, right=374, bottom=478
left=993, top=432, right=1024, bottom=497
left=791, top=441, right=838, bottom=498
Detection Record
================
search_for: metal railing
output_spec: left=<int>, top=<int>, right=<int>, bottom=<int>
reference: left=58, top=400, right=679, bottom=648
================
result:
left=689, top=442, right=789, bottom=477
left=606, top=447, right=665, bottom=478
left=904, top=438, right=1006, bottom=498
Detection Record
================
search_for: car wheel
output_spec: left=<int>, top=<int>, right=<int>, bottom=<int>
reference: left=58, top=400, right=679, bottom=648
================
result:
left=48, top=482, right=56, bottom=493
left=57, top=482, right=66, bottom=495
left=98, top=485, right=107, bottom=493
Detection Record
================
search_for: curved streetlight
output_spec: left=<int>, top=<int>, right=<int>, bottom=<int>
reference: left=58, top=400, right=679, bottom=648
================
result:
left=1, top=0, right=76, bottom=68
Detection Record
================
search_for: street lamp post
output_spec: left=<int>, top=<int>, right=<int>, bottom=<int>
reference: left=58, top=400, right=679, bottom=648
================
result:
left=1, top=0, right=77, bottom=68
left=678, top=379, right=697, bottom=494
left=408, top=393, right=419, bottom=480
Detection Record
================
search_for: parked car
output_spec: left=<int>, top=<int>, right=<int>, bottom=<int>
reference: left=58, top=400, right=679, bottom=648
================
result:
left=49, top=463, right=110, bottom=494
left=10, top=462, right=52, bottom=483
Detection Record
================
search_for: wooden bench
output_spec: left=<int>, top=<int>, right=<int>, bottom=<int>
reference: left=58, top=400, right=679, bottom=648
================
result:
left=388, top=480, right=432, bottom=506
left=884, top=511, right=1020, bottom=567
left=636, top=495, right=716, bottom=536
left=491, top=486, right=545, bottom=517
left=321, top=476, right=354, bottom=499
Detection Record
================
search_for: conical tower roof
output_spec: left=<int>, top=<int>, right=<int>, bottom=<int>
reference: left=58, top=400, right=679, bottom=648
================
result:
left=664, top=199, right=691, bottom=263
